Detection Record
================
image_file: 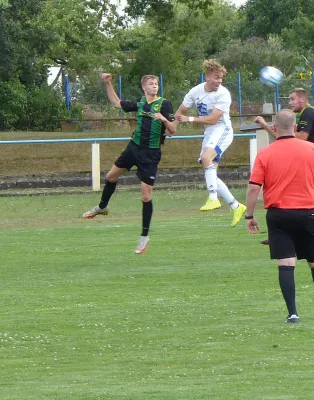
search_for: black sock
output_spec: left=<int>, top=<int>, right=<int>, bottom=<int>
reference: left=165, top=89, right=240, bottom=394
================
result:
left=99, top=180, right=117, bottom=209
left=311, top=268, right=314, bottom=282
left=278, top=266, right=297, bottom=316
left=141, top=200, right=153, bottom=237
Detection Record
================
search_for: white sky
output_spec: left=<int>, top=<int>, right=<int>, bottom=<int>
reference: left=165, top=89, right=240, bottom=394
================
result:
left=229, top=0, right=247, bottom=6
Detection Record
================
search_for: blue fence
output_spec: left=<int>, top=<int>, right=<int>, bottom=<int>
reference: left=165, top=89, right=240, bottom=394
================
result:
left=0, top=133, right=257, bottom=191
left=0, top=133, right=255, bottom=146
left=66, top=71, right=314, bottom=117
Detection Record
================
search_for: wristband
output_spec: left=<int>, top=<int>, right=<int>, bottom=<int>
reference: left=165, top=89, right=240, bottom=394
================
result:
left=188, top=116, right=195, bottom=122
left=244, top=215, right=254, bottom=220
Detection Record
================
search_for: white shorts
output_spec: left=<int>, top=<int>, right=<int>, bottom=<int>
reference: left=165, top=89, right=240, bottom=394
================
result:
left=199, top=126, right=233, bottom=163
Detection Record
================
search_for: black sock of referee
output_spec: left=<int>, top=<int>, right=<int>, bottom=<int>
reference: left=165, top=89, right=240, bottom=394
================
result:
left=99, top=180, right=117, bottom=209
left=141, top=200, right=153, bottom=237
left=311, top=267, right=314, bottom=282
left=278, top=266, right=297, bottom=316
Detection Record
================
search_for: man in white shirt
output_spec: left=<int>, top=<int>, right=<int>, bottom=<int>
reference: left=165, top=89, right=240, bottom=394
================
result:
left=175, top=59, right=246, bottom=227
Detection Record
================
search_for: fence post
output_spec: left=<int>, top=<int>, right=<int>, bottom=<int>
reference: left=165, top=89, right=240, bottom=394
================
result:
left=159, top=74, right=164, bottom=97
left=118, top=75, right=123, bottom=118
left=249, top=138, right=257, bottom=172
left=312, top=71, right=314, bottom=105
left=275, top=84, right=280, bottom=112
left=118, top=75, right=122, bottom=99
left=64, top=74, right=71, bottom=111
left=92, top=142, right=101, bottom=191
left=237, top=72, right=242, bottom=124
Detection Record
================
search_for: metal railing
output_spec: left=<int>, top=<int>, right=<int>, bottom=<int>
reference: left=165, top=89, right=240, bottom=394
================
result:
left=0, top=133, right=257, bottom=191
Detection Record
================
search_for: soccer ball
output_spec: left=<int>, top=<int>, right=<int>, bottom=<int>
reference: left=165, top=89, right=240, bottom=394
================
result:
left=259, top=66, right=284, bottom=86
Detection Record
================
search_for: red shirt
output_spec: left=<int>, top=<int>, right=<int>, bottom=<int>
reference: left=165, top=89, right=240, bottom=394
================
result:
left=250, top=136, right=314, bottom=209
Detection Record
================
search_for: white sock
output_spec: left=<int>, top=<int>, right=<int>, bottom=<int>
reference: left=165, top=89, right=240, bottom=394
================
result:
left=217, top=178, right=239, bottom=209
left=204, top=164, right=218, bottom=200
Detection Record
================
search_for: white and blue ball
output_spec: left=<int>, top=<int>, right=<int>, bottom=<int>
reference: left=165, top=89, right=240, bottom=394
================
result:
left=259, top=66, right=284, bottom=86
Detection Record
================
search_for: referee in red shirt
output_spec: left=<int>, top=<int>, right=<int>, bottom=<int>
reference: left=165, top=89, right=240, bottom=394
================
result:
left=245, top=109, right=314, bottom=323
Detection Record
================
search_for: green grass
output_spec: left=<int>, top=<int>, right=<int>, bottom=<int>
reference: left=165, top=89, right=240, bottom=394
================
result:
left=1, top=189, right=313, bottom=400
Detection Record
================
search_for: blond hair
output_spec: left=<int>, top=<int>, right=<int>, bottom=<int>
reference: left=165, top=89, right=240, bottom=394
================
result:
left=289, top=87, right=308, bottom=100
left=141, top=75, right=159, bottom=86
left=202, top=59, right=227, bottom=76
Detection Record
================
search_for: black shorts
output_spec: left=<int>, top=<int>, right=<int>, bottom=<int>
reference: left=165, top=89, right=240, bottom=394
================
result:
left=114, top=141, right=161, bottom=186
left=266, top=208, right=314, bottom=261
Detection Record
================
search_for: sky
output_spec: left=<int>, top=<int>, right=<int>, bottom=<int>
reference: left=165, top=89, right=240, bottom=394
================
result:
left=229, top=0, right=247, bottom=6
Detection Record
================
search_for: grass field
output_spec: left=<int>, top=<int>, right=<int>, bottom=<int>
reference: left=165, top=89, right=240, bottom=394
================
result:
left=1, top=188, right=313, bottom=400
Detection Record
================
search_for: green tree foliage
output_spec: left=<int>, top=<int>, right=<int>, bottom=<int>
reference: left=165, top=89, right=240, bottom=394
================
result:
left=124, top=0, right=214, bottom=21
left=36, top=0, right=120, bottom=73
left=0, top=0, right=120, bottom=130
left=2, top=0, right=314, bottom=130
left=239, top=0, right=314, bottom=40
left=112, top=0, right=239, bottom=105
left=117, top=35, right=185, bottom=106
left=0, top=0, right=47, bottom=84
left=115, top=24, right=155, bottom=52
left=18, top=87, right=68, bottom=131
left=217, top=36, right=299, bottom=78
left=0, top=79, right=28, bottom=130
left=281, top=13, right=314, bottom=52
left=175, top=0, right=239, bottom=83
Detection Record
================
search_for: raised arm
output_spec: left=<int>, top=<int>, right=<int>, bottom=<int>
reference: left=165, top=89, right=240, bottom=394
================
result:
left=254, top=116, right=275, bottom=137
left=102, top=73, right=121, bottom=109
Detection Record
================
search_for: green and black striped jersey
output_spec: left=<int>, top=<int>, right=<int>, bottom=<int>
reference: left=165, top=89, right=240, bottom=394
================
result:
left=120, top=96, right=175, bottom=148
left=296, top=105, right=314, bottom=143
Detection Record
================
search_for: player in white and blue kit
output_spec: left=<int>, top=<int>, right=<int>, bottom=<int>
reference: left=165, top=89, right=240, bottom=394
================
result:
left=176, top=59, right=246, bottom=227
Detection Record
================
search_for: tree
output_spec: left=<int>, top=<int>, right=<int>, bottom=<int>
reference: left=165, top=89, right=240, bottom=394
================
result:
left=0, top=0, right=122, bottom=130
left=115, top=0, right=239, bottom=93
left=0, top=0, right=47, bottom=84
left=124, top=0, right=214, bottom=21
left=238, top=0, right=314, bottom=39
left=216, top=36, right=299, bottom=78
left=117, top=34, right=185, bottom=105
left=35, top=0, right=120, bottom=73
left=176, top=0, right=239, bottom=61
left=281, top=13, right=314, bottom=52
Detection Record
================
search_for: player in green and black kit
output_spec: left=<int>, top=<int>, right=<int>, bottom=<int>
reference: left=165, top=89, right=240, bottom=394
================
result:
left=288, top=88, right=314, bottom=142
left=83, top=73, right=177, bottom=254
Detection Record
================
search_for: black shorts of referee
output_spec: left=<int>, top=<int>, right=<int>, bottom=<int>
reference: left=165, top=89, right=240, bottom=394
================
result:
left=267, top=207, right=314, bottom=261
left=115, top=141, right=161, bottom=186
